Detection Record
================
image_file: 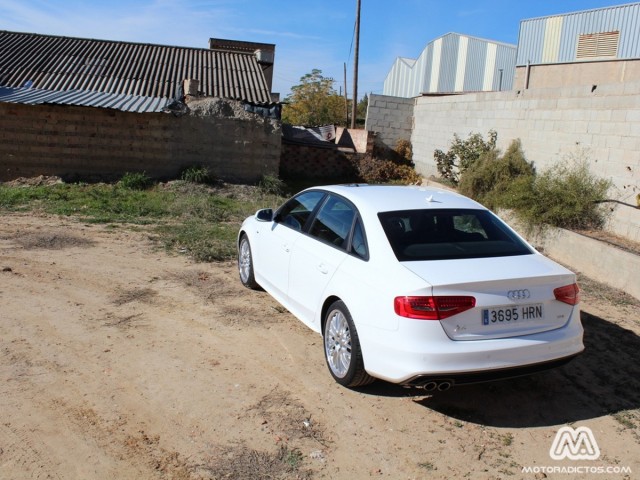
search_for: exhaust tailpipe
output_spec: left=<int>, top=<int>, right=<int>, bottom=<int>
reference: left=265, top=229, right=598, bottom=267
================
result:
left=421, top=381, right=438, bottom=391
left=437, top=381, right=452, bottom=391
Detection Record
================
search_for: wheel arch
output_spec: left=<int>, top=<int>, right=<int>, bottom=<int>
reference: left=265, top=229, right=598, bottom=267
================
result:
left=320, top=295, right=342, bottom=334
left=237, top=229, right=248, bottom=248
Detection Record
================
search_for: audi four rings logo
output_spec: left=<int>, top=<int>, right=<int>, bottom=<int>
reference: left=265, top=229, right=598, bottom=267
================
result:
left=507, top=289, right=531, bottom=300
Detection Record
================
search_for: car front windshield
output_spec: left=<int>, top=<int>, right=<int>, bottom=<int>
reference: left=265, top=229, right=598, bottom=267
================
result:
left=378, top=209, right=533, bottom=261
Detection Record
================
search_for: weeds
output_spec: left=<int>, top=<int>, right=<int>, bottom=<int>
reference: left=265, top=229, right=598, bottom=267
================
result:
left=258, top=173, right=285, bottom=195
left=205, top=443, right=311, bottom=479
left=356, top=138, right=422, bottom=185
left=0, top=181, right=284, bottom=262
left=503, top=153, right=612, bottom=232
left=180, top=165, right=215, bottom=185
left=119, top=171, right=153, bottom=190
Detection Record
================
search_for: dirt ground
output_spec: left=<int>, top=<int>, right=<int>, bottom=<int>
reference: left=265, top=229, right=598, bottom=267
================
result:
left=1, top=212, right=639, bottom=480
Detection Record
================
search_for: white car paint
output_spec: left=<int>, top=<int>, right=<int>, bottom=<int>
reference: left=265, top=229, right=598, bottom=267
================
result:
left=238, top=184, right=584, bottom=387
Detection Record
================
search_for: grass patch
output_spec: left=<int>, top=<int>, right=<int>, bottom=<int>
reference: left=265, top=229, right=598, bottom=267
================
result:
left=205, top=443, right=311, bottom=479
left=0, top=181, right=285, bottom=262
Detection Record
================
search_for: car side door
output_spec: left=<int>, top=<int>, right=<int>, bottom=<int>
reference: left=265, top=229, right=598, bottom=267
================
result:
left=254, top=190, right=326, bottom=305
left=287, top=194, right=357, bottom=330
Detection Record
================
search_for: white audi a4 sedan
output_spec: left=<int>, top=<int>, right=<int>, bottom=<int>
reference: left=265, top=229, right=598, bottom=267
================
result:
left=237, top=184, right=584, bottom=390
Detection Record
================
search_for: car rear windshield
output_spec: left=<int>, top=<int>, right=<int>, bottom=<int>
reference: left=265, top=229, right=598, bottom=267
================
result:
left=378, top=209, right=534, bottom=261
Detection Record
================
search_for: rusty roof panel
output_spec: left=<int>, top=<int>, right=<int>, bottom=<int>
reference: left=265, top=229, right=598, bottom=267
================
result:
left=0, top=30, right=272, bottom=104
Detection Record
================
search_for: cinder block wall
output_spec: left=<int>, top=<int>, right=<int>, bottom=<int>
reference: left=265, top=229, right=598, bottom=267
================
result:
left=366, top=84, right=640, bottom=241
left=408, top=82, right=640, bottom=241
left=0, top=100, right=280, bottom=183
left=365, top=94, right=413, bottom=148
left=280, top=142, right=358, bottom=180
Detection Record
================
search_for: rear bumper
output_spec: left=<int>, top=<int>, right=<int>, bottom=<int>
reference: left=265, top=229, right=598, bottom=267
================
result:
left=359, top=309, right=584, bottom=384
left=401, top=353, right=580, bottom=388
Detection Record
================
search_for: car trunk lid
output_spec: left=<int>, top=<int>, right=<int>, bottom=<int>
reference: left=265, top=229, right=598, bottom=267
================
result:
left=402, top=254, right=578, bottom=340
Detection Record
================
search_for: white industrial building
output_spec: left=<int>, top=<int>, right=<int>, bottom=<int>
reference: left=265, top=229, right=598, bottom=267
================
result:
left=383, top=33, right=517, bottom=98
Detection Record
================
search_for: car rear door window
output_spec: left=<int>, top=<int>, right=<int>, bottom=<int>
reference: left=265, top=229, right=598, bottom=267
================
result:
left=309, top=195, right=356, bottom=249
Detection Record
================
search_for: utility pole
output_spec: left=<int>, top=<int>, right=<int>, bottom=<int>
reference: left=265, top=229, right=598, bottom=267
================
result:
left=351, top=0, right=361, bottom=129
left=344, top=63, right=349, bottom=126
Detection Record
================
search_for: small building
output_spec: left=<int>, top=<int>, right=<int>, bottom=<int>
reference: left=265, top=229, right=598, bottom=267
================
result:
left=515, top=2, right=640, bottom=89
left=383, top=33, right=517, bottom=98
left=0, top=30, right=281, bottom=182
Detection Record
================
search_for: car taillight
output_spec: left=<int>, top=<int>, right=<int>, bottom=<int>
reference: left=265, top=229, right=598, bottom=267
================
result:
left=554, top=283, right=580, bottom=305
left=394, top=296, right=476, bottom=320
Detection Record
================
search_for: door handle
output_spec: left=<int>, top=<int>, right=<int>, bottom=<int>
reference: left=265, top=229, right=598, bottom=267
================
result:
left=283, top=243, right=290, bottom=252
left=317, top=263, right=329, bottom=274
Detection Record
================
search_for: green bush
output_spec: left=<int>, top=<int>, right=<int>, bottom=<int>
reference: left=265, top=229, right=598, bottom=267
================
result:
left=434, top=130, right=497, bottom=185
left=504, top=156, right=613, bottom=231
left=119, top=171, right=153, bottom=190
left=459, top=139, right=535, bottom=210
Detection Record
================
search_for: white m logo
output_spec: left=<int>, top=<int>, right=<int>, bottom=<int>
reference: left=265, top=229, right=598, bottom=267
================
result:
left=550, top=426, right=600, bottom=460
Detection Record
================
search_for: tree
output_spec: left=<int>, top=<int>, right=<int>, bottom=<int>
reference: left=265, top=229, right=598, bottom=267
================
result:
left=357, top=94, right=368, bottom=124
left=282, top=69, right=346, bottom=126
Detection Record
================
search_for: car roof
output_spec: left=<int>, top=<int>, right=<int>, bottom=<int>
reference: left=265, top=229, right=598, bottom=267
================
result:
left=310, top=184, right=487, bottom=214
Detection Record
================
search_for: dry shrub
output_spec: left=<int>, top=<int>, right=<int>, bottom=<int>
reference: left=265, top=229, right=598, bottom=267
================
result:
left=356, top=138, right=421, bottom=184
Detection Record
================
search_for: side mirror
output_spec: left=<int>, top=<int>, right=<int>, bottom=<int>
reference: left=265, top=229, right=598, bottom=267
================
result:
left=256, top=208, right=274, bottom=222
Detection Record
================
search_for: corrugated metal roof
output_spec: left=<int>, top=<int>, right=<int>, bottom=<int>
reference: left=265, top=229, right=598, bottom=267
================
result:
left=0, top=30, right=273, bottom=105
left=0, top=86, right=171, bottom=112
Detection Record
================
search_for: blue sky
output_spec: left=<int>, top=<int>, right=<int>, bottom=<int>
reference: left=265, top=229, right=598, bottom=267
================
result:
left=0, top=0, right=630, bottom=99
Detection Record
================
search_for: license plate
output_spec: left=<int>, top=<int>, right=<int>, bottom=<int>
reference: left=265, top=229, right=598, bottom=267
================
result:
left=482, top=304, right=544, bottom=325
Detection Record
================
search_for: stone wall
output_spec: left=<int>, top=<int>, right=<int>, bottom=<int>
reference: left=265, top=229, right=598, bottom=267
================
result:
left=0, top=97, right=281, bottom=183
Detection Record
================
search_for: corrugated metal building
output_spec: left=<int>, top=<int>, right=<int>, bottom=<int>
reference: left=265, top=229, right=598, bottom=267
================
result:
left=0, top=30, right=275, bottom=111
left=515, top=2, right=640, bottom=89
left=383, top=33, right=517, bottom=98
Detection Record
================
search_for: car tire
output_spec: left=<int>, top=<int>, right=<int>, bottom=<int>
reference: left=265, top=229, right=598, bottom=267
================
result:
left=238, top=234, right=259, bottom=290
left=323, top=300, right=374, bottom=388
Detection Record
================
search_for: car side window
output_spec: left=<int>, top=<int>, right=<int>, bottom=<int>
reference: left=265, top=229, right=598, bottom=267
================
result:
left=350, top=217, right=368, bottom=260
left=309, top=195, right=356, bottom=249
left=276, top=191, right=325, bottom=231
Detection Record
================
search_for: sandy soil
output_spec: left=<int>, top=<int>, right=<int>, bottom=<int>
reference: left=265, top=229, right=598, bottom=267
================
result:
left=1, top=212, right=639, bottom=480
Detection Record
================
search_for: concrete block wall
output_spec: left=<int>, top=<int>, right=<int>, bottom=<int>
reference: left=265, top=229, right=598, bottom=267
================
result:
left=409, top=82, right=640, bottom=242
left=0, top=100, right=280, bottom=183
left=280, top=142, right=358, bottom=180
left=365, top=94, right=413, bottom=148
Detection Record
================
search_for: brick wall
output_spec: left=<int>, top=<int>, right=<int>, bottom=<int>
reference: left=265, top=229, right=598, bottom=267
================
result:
left=0, top=99, right=280, bottom=183
left=280, top=142, right=359, bottom=181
